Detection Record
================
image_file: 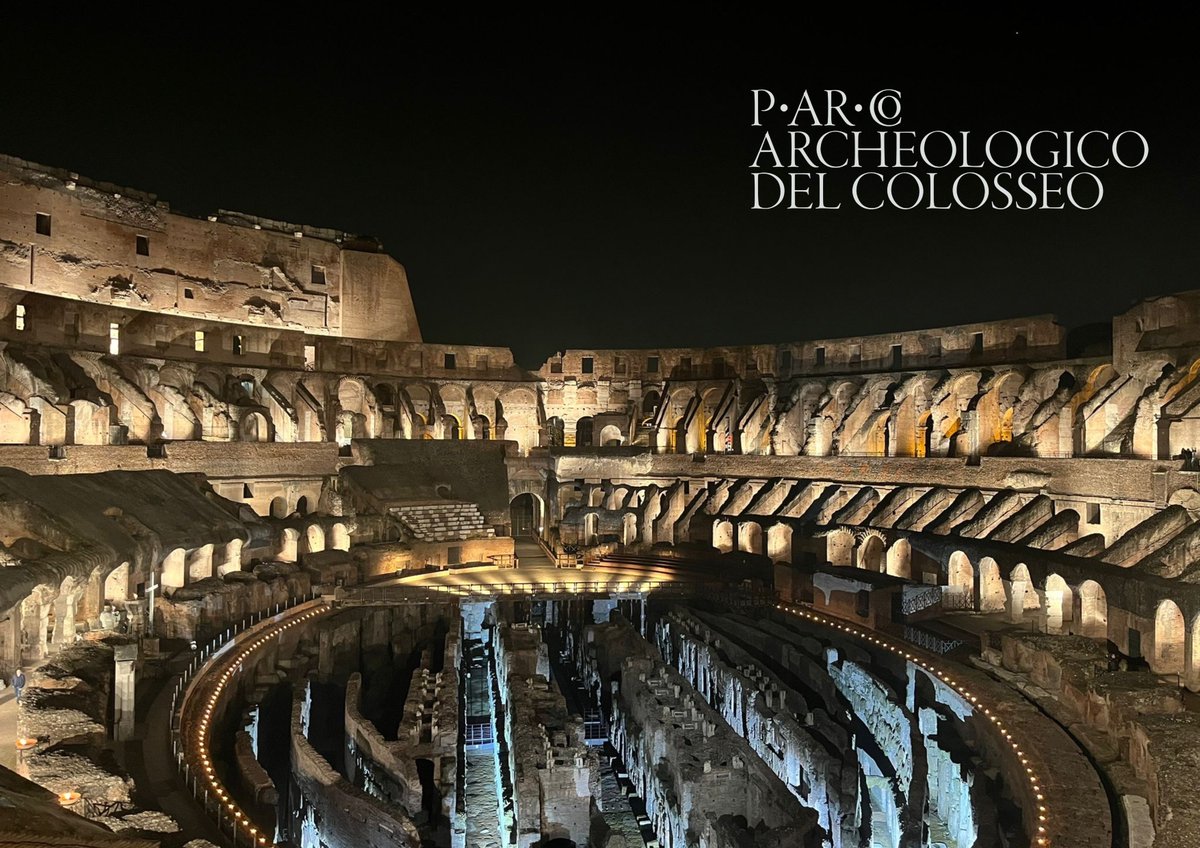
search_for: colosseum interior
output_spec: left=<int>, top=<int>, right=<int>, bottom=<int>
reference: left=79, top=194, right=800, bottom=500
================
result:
left=1, top=152, right=1198, bottom=848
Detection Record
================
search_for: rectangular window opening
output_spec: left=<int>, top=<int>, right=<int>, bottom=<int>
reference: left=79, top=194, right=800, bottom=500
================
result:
left=15, top=304, right=26, bottom=331
left=184, top=288, right=195, bottom=300
left=814, top=346, right=825, bottom=366
left=35, top=212, right=51, bottom=236
left=233, top=335, right=244, bottom=356
left=891, top=344, right=902, bottom=368
left=1087, top=503, right=1102, bottom=524
left=136, top=234, right=150, bottom=256
left=849, top=344, right=861, bottom=365
left=311, top=264, right=327, bottom=286
left=303, top=343, right=316, bottom=370
left=109, top=323, right=120, bottom=355
left=581, top=356, right=594, bottom=374
left=972, top=332, right=984, bottom=355
left=646, top=356, right=660, bottom=373
left=194, top=330, right=205, bottom=352
left=444, top=352, right=457, bottom=369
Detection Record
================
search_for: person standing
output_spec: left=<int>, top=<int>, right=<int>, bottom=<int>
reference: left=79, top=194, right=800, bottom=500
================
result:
left=12, top=668, right=26, bottom=703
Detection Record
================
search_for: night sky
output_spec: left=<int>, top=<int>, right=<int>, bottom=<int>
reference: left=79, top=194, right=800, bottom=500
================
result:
left=2, top=21, right=1195, bottom=367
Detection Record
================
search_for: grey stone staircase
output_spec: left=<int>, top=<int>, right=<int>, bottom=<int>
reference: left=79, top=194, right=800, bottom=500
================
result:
left=393, top=501, right=496, bottom=542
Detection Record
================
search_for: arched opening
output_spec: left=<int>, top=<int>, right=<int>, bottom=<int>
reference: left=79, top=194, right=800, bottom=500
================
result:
left=576, top=417, right=594, bottom=448
left=241, top=411, right=270, bottom=442
left=295, top=496, right=310, bottom=516
left=599, top=424, right=623, bottom=447
left=510, top=493, right=544, bottom=538
left=545, top=417, right=565, bottom=447
left=1045, top=573, right=1072, bottom=633
left=186, top=544, right=214, bottom=582
left=217, top=539, right=243, bottom=576
left=621, top=513, right=638, bottom=545
left=161, top=548, right=186, bottom=590
left=443, top=414, right=461, bottom=440
left=305, top=524, right=326, bottom=554
left=477, top=415, right=491, bottom=440
left=978, top=557, right=1005, bottom=612
left=270, top=496, right=288, bottom=519
left=713, top=519, right=734, bottom=553
left=1154, top=599, right=1186, bottom=676
left=948, top=551, right=974, bottom=608
left=885, top=538, right=911, bottom=579
left=857, top=534, right=885, bottom=571
left=1190, top=614, right=1200, bottom=690
left=278, top=528, right=300, bottom=563
left=1009, top=563, right=1040, bottom=613
left=1077, top=580, right=1108, bottom=639
left=330, top=523, right=350, bottom=551
left=642, top=390, right=660, bottom=419
left=104, top=562, right=130, bottom=603
left=767, top=524, right=793, bottom=564
left=739, top=521, right=763, bottom=555
left=826, top=529, right=855, bottom=566
left=583, top=513, right=599, bottom=546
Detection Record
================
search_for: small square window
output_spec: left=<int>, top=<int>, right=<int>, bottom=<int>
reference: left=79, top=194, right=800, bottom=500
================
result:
left=444, top=352, right=457, bottom=369
left=477, top=355, right=489, bottom=370
left=646, top=356, right=660, bottom=373
left=184, top=288, right=194, bottom=299
left=550, top=358, right=563, bottom=374
left=581, top=356, right=594, bottom=374
left=814, top=346, right=825, bottom=366
left=15, top=304, right=26, bottom=331
left=233, top=335, right=244, bottom=356
left=35, top=213, right=51, bottom=236
left=136, top=235, right=150, bottom=256
left=614, top=356, right=627, bottom=375
left=311, top=265, right=327, bottom=286
left=194, top=330, right=205, bottom=352
left=1087, top=503, right=1102, bottom=524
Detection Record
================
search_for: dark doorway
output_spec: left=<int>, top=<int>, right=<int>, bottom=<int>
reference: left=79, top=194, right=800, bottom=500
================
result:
left=510, top=494, right=538, bottom=538
left=576, top=417, right=593, bottom=447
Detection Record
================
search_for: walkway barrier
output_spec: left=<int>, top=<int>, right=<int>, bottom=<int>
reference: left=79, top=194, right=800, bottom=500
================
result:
left=341, top=581, right=778, bottom=605
left=168, top=588, right=322, bottom=847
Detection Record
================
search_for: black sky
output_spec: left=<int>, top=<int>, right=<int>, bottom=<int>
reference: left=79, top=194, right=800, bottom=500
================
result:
left=2, top=19, right=1196, bottom=367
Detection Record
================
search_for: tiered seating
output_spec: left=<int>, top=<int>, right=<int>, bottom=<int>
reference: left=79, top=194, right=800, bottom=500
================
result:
left=393, top=501, right=496, bottom=542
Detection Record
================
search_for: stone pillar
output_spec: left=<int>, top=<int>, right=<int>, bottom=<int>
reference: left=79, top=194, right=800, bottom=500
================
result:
left=1007, top=581, right=1026, bottom=624
left=0, top=605, right=20, bottom=679
left=113, top=644, right=138, bottom=741
left=80, top=570, right=105, bottom=629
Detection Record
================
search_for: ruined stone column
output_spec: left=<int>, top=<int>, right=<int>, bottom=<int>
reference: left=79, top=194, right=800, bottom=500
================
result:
left=113, top=643, right=138, bottom=740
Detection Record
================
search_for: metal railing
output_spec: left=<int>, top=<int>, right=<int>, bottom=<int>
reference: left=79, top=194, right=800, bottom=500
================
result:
left=168, top=588, right=322, bottom=847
